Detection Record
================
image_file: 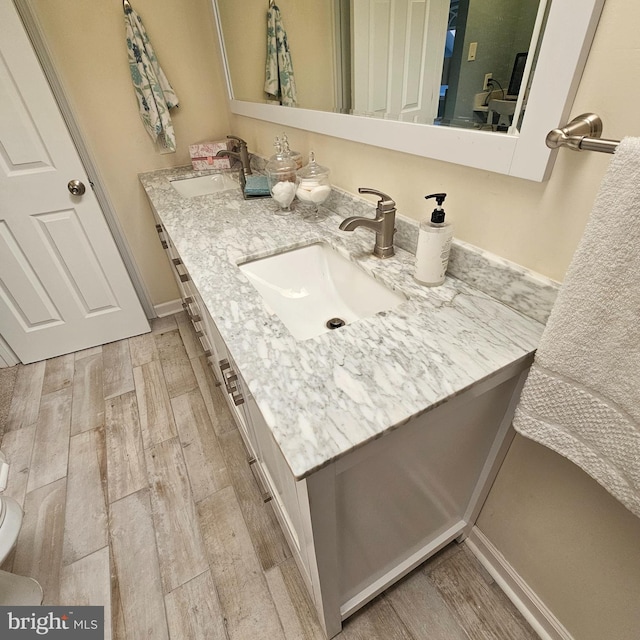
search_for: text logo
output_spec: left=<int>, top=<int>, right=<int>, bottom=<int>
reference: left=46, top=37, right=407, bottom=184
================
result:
left=1, top=607, right=103, bottom=638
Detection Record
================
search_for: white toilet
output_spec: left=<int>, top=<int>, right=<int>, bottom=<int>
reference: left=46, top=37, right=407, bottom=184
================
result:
left=0, top=452, right=43, bottom=604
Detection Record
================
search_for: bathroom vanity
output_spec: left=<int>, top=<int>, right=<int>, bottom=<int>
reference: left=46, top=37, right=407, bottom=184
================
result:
left=140, top=167, right=548, bottom=638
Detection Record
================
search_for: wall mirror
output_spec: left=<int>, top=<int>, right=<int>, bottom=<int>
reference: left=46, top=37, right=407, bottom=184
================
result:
left=212, top=0, right=604, bottom=182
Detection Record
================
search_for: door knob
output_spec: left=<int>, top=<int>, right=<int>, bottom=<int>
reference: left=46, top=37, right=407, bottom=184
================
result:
left=67, top=179, right=86, bottom=196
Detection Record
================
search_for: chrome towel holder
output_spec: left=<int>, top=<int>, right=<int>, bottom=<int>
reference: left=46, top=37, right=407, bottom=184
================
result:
left=546, top=113, right=619, bottom=154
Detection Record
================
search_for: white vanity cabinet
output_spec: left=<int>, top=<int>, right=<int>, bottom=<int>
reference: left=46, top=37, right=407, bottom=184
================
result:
left=239, top=351, right=526, bottom=640
left=151, top=215, right=530, bottom=639
left=295, top=366, right=527, bottom=638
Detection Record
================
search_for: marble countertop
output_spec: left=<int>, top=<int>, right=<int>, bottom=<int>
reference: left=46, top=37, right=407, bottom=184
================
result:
left=140, top=166, right=546, bottom=480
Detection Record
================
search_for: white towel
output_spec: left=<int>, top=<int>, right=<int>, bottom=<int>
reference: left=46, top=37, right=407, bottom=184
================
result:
left=513, top=137, right=640, bottom=518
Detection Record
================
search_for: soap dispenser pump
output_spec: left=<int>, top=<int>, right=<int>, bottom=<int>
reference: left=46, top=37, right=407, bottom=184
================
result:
left=414, top=192, right=453, bottom=287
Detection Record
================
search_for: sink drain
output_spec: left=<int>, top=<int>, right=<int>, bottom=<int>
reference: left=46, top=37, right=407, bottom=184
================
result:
left=326, top=317, right=346, bottom=330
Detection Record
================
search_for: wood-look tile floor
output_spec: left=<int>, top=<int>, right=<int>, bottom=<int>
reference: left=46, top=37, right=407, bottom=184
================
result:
left=1, top=312, right=539, bottom=640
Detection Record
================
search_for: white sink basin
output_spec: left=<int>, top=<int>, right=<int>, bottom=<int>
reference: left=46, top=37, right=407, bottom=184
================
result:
left=170, top=173, right=238, bottom=197
left=239, top=242, right=406, bottom=340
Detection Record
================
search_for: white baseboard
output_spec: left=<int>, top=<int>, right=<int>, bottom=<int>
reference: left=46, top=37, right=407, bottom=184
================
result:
left=154, top=299, right=183, bottom=318
left=465, top=527, right=574, bottom=640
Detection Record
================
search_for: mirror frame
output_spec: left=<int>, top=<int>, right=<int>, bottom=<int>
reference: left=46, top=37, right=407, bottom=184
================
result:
left=212, top=0, right=605, bottom=182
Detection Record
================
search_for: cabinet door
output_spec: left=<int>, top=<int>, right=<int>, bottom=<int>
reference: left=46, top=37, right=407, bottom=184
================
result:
left=196, top=297, right=230, bottom=387
left=204, top=320, right=256, bottom=456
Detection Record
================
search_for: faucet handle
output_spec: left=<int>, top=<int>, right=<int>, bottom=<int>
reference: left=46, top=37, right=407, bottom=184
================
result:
left=358, top=187, right=396, bottom=213
left=227, top=135, right=247, bottom=148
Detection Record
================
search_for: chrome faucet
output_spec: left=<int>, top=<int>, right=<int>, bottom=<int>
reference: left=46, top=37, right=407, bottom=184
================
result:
left=339, top=188, right=396, bottom=258
left=216, top=135, right=252, bottom=175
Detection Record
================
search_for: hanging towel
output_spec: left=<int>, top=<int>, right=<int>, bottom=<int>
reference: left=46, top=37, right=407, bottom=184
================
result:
left=513, top=137, right=640, bottom=518
left=125, top=2, right=179, bottom=151
left=264, top=3, right=297, bottom=107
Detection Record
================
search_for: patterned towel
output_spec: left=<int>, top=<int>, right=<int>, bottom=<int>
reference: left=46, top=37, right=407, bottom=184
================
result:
left=125, top=3, right=179, bottom=151
left=513, top=137, right=640, bottom=518
left=264, top=3, right=297, bottom=107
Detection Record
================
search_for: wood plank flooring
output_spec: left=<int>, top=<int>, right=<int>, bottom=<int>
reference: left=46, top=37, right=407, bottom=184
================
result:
left=0, top=312, right=539, bottom=640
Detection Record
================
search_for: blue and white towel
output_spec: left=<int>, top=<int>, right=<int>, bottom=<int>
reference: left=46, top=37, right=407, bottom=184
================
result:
left=125, top=2, right=179, bottom=151
left=264, top=3, right=297, bottom=107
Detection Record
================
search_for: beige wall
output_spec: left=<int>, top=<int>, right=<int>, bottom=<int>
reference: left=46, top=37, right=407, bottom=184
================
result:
left=479, top=437, right=640, bottom=639
left=29, top=0, right=231, bottom=306
left=228, top=1, right=640, bottom=638
left=27, top=0, right=640, bottom=637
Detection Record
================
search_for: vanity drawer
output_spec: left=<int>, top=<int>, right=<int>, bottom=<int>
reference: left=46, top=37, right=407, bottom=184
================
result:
left=153, top=218, right=194, bottom=299
left=193, top=300, right=257, bottom=456
left=179, top=291, right=211, bottom=358
left=245, top=395, right=307, bottom=559
left=185, top=287, right=226, bottom=379
left=170, top=256, right=191, bottom=285
left=154, top=221, right=179, bottom=261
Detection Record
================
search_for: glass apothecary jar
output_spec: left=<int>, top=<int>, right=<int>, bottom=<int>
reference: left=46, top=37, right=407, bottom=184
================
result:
left=266, top=138, right=298, bottom=214
left=281, top=132, right=303, bottom=170
left=296, top=151, right=331, bottom=221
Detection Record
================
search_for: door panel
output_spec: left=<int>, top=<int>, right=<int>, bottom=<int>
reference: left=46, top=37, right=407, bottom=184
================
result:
left=0, top=221, right=61, bottom=328
left=33, top=209, right=119, bottom=314
left=0, top=0, right=149, bottom=363
left=352, top=0, right=448, bottom=123
left=0, top=52, right=53, bottom=172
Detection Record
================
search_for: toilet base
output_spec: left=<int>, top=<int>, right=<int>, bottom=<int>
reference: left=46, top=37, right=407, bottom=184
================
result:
left=0, top=569, right=43, bottom=605
left=0, top=496, right=23, bottom=563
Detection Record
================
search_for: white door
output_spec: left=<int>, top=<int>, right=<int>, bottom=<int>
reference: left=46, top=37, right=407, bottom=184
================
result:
left=0, top=0, right=149, bottom=364
left=352, top=0, right=449, bottom=123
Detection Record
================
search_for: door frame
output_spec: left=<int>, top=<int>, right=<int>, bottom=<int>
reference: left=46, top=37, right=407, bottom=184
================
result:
left=12, top=0, right=155, bottom=320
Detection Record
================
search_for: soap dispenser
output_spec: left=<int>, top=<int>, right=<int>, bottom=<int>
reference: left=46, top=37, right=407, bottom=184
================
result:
left=414, top=193, right=453, bottom=287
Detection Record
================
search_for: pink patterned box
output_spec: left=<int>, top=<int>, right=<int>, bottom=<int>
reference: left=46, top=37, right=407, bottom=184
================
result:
left=189, top=141, right=232, bottom=170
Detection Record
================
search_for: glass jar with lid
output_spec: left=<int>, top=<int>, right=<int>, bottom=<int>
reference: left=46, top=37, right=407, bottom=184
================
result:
left=265, top=137, right=298, bottom=214
left=280, top=133, right=303, bottom=170
left=296, top=151, right=331, bottom=221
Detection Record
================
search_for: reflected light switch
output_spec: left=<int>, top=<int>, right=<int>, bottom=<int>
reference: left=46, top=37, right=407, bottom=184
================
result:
left=468, top=42, right=477, bottom=61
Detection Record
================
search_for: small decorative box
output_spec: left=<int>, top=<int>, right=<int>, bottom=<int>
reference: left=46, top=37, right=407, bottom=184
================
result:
left=189, top=141, right=232, bottom=171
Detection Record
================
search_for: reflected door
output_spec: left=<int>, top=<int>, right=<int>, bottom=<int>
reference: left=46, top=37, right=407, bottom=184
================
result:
left=0, top=0, right=149, bottom=363
left=352, top=0, right=449, bottom=123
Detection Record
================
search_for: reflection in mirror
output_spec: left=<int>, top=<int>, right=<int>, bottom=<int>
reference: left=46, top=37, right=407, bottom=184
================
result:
left=213, top=0, right=604, bottom=181
left=216, top=0, right=542, bottom=134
